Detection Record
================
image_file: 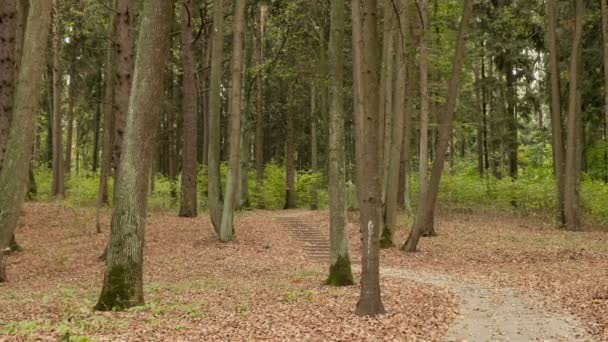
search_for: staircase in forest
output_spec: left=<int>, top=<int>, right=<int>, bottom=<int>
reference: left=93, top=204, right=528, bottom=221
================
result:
left=275, top=216, right=330, bottom=263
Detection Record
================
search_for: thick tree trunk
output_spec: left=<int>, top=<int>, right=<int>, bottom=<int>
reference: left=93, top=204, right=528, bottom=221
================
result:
left=95, top=0, right=172, bottom=310
left=545, top=0, right=566, bottom=225
left=208, top=0, right=225, bottom=233
left=563, top=0, right=584, bottom=231
left=0, top=0, right=52, bottom=281
left=178, top=0, right=198, bottom=218
left=254, top=4, right=267, bottom=209
left=284, top=83, right=297, bottom=209
left=352, top=0, right=385, bottom=316
left=51, top=0, right=65, bottom=197
left=326, top=0, right=354, bottom=287
left=219, top=0, right=247, bottom=242
left=381, top=0, right=407, bottom=248
left=402, top=0, right=473, bottom=252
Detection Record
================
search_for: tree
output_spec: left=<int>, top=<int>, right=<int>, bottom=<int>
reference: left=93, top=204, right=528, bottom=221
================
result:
left=95, top=0, right=173, bottom=310
left=402, top=0, right=473, bottom=252
left=284, top=82, right=297, bottom=209
left=563, top=0, right=584, bottom=231
left=254, top=3, right=267, bottom=209
left=207, top=0, right=225, bottom=234
left=418, top=0, right=430, bottom=208
left=51, top=0, right=65, bottom=197
left=601, top=0, right=608, bottom=185
left=0, top=0, right=18, bottom=170
left=178, top=0, right=198, bottom=218
left=0, top=0, right=53, bottom=281
left=219, top=0, right=248, bottom=242
left=381, top=0, right=408, bottom=249
left=545, top=0, right=565, bottom=226
left=352, top=0, right=385, bottom=316
left=326, top=0, right=354, bottom=287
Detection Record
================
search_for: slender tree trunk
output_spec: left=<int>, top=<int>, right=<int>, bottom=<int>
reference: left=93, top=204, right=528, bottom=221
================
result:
left=563, top=0, right=584, bottom=231
left=326, top=0, right=354, bottom=286
left=352, top=0, right=385, bottom=316
left=402, top=0, right=473, bottom=252
left=179, top=0, right=198, bottom=217
left=284, top=82, right=297, bottom=209
left=95, top=0, right=173, bottom=310
left=51, top=0, right=65, bottom=197
left=208, top=0, right=225, bottom=233
left=65, top=71, right=75, bottom=174
left=310, top=84, right=319, bottom=210
left=381, top=0, right=407, bottom=248
left=254, top=3, right=267, bottom=209
left=545, top=0, right=566, bottom=225
left=505, top=57, right=518, bottom=179
left=601, top=0, right=608, bottom=184
left=219, top=0, right=247, bottom=242
left=418, top=0, right=430, bottom=199
left=0, top=0, right=52, bottom=282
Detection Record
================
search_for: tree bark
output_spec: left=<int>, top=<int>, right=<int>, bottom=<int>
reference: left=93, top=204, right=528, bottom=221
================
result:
left=0, top=0, right=52, bottom=281
left=178, top=0, right=198, bottom=218
left=402, top=0, right=473, bottom=252
left=208, top=0, right=226, bottom=234
left=51, top=0, right=65, bottom=197
left=545, top=0, right=566, bottom=225
left=382, top=0, right=407, bottom=249
left=65, top=68, right=75, bottom=174
left=563, top=0, right=584, bottom=231
left=95, top=0, right=173, bottom=310
left=418, top=0, right=430, bottom=200
left=310, top=84, right=319, bottom=210
left=254, top=3, right=267, bottom=209
left=352, top=0, right=385, bottom=316
left=0, top=0, right=18, bottom=170
left=218, top=0, right=247, bottom=242
left=326, top=0, right=354, bottom=287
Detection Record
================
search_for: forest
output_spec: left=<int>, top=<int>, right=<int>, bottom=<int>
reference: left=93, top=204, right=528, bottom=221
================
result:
left=1, top=0, right=608, bottom=340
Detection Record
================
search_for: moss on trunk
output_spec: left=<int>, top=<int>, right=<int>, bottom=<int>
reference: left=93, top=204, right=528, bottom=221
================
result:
left=379, top=226, right=393, bottom=249
left=326, top=255, right=354, bottom=286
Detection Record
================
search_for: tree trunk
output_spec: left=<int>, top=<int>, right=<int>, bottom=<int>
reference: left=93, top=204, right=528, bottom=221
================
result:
left=112, top=0, right=136, bottom=180
left=326, top=0, right=354, bottom=286
left=310, top=84, right=319, bottom=210
left=51, top=0, right=65, bottom=197
left=381, top=0, right=408, bottom=248
left=65, top=71, right=75, bottom=174
left=254, top=3, right=267, bottom=209
left=352, top=0, right=385, bottom=316
left=504, top=57, right=518, bottom=179
left=402, top=0, right=473, bottom=252
left=284, top=82, right=297, bottom=209
left=0, top=0, right=18, bottom=170
left=0, top=0, right=52, bottom=281
left=418, top=0, right=430, bottom=200
left=563, top=0, right=584, bottom=231
left=218, top=0, right=247, bottom=242
left=178, top=0, right=198, bottom=218
left=208, top=0, right=225, bottom=234
left=545, top=0, right=566, bottom=225
left=95, top=0, right=172, bottom=310
left=92, top=85, right=101, bottom=172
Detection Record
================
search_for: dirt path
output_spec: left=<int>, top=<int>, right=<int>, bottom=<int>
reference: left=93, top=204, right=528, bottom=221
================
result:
left=275, top=213, right=593, bottom=342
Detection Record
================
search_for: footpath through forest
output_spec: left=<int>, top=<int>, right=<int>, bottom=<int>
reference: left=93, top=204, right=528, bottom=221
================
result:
left=277, top=212, right=595, bottom=341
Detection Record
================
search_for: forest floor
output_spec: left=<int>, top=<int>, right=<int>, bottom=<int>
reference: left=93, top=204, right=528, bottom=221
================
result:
left=0, top=203, right=607, bottom=341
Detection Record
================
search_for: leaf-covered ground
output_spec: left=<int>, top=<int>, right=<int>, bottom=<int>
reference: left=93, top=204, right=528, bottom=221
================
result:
left=304, top=209, right=608, bottom=340
left=1, top=203, right=457, bottom=341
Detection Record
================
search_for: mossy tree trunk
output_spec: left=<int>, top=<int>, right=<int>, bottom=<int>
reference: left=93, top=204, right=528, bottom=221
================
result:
left=219, top=0, right=247, bottom=243
left=208, top=0, right=226, bottom=234
left=179, top=0, right=198, bottom=218
left=326, top=0, right=354, bottom=287
left=95, top=0, right=173, bottom=311
left=0, top=0, right=53, bottom=281
left=352, top=0, right=385, bottom=316
left=402, top=0, right=473, bottom=252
